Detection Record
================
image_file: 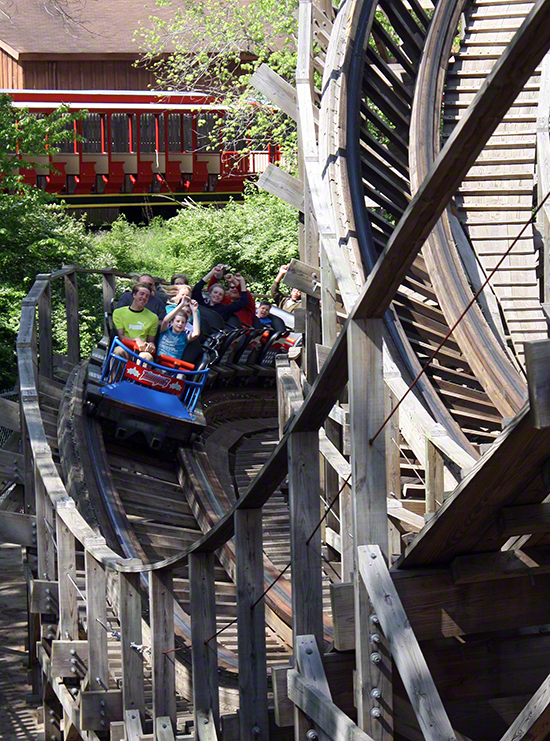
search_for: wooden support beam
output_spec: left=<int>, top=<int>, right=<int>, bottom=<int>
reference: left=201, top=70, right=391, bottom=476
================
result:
left=20, top=407, right=35, bottom=516
left=287, top=668, right=375, bottom=741
left=196, top=709, right=219, bottom=741
left=56, top=500, right=78, bottom=640
left=125, top=708, right=143, bottom=741
left=385, top=388, right=401, bottom=501
left=102, top=271, right=116, bottom=339
left=283, top=258, right=322, bottom=299
left=81, top=689, right=122, bottom=731
left=425, top=436, right=444, bottom=516
left=235, top=509, right=269, bottom=741
left=348, top=318, right=391, bottom=738
left=38, top=280, right=53, bottom=379
left=295, top=635, right=331, bottom=699
left=276, top=356, right=303, bottom=438
left=36, top=462, right=55, bottom=581
left=119, top=570, right=145, bottom=718
left=272, top=665, right=294, bottom=728
left=31, top=578, right=59, bottom=615
left=349, top=319, right=388, bottom=553
left=50, top=640, right=87, bottom=679
left=190, top=552, right=219, bottom=736
left=0, top=395, right=20, bottom=432
left=0, top=511, right=35, bottom=545
left=250, top=63, right=299, bottom=122
left=498, top=503, right=550, bottom=537
left=451, top=547, right=550, bottom=585
left=354, top=0, right=550, bottom=319
left=156, top=716, right=177, bottom=741
left=335, top=567, right=550, bottom=642
left=330, top=582, right=354, bottom=652
left=85, top=546, right=109, bottom=692
left=320, top=246, right=338, bottom=347
left=257, top=164, right=304, bottom=211
left=499, top=674, right=550, bottom=741
left=525, top=339, right=550, bottom=429
left=64, top=268, right=80, bottom=364
left=305, top=294, right=322, bottom=382
left=288, top=430, right=324, bottom=651
left=0, top=448, right=24, bottom=484
left=358, top=545, right=455, bottom=741
left=150, top=567, right=176, bottom=729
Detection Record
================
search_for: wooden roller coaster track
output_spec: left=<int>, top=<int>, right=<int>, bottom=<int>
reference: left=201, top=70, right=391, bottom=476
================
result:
left=4, top=0, right=550, bottom=739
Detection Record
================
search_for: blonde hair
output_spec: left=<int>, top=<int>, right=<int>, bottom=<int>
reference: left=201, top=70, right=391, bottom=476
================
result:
left=166, top=283, right=192, bottom=299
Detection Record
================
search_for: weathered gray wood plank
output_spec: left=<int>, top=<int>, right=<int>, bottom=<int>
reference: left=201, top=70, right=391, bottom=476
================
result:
left=149, top=567, right=176, bottom=728
left=358, top=545, right=455, bottom=741
left=190, top=552, right=219, bottom=736
left=235, top=508, right=269, bottom=741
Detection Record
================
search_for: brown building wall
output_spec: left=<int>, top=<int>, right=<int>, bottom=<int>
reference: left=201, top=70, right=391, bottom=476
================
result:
left=0, top=49, right=24, bottom=88
left=21, top=59, right=156, bottom=90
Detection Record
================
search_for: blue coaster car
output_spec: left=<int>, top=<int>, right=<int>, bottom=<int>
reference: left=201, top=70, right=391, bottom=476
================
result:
left=88, top=337, right=210, bottom=448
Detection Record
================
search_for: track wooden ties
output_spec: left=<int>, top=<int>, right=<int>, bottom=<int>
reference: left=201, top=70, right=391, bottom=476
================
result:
left=350, top=0, right=503, bottom=446
left=444, top=0, right=547, bottom=367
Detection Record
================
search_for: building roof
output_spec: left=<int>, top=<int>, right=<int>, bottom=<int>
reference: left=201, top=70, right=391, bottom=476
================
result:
left=0, top=0, right=177, bottom=58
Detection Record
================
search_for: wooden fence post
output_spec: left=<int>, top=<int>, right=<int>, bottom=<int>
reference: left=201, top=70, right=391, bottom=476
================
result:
left=235, top=509, right=269, bottom=741
left=348, top=318, right=392, bottom=739
left=56, top=504, right=78, bottom=640
left=425, top=436, right=445, bottom=516
left=150, top=567, right=176, bottom=731
left=119, top=570, right=145, bottom=719
left=38, top=278, right=53, bottom=379
left=84, top=545, right=109, bottom=692
left=35, top=463, right=55, bottom=582
left=64, top=268, right=80, bottom=365
left=102, top=271, right=116, bottom=339
left=190, top=552, right=219, bottom=737
left=288, top=427, right=324, bottom=740
left=288, top=430, right=324, bottom=649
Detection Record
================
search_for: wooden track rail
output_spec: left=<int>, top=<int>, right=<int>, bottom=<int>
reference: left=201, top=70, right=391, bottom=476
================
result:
left=4, top=0, right=550, bottom=739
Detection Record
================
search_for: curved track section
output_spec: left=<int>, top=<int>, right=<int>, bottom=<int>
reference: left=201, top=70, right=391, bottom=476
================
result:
left=319, top=0, right=508, bottom=449
left=408, top=0, right=528, bottom=417
left=443, top=0, right=547, bottom=366
left=57, top=370, right=338, bottom=704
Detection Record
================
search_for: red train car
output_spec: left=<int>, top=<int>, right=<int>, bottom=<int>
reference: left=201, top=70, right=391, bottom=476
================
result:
left=6, top=89, right=280, bottom=205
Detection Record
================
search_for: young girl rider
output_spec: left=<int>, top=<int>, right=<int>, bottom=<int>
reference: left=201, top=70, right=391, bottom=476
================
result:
left=157, top=297, right=201, bottom=361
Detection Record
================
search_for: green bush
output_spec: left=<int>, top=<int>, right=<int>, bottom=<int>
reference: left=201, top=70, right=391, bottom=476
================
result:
left=92, top=187, right=299, bottom=294
left=4, top=186, right=298, bottom=388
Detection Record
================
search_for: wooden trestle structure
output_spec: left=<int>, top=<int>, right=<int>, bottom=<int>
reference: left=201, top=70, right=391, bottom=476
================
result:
left=5, top=0, right=550, bottom=739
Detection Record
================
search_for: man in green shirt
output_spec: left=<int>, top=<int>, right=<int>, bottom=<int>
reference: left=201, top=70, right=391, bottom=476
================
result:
left=112, top=282, right=158, bottom=364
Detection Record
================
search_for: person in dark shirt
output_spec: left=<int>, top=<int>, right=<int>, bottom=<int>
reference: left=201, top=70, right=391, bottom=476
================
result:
left=117, top=273, right=166, bottom=321
left=206, top=270, right=256, bottom=325
left=192, top=265, right=249, bottom=321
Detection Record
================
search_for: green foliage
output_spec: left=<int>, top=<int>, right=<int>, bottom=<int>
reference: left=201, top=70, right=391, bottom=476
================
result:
left=91, top=187, right=299, bottom=294
left=0, top=191, right=94, bottom=388
left=0, top=186, right=298, bottom=388
left=137, top=0, right=299, bottom=170
left=0, top=93, right=85, bottom=192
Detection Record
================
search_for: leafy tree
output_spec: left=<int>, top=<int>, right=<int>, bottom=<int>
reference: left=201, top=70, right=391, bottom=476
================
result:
left=91, top=186, right=299, bottom=293
left=137, top=0, right=299, bottom=169
left=0, top=93, right=84, bottom=192
left=0, top=191, right=95, bottom=388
